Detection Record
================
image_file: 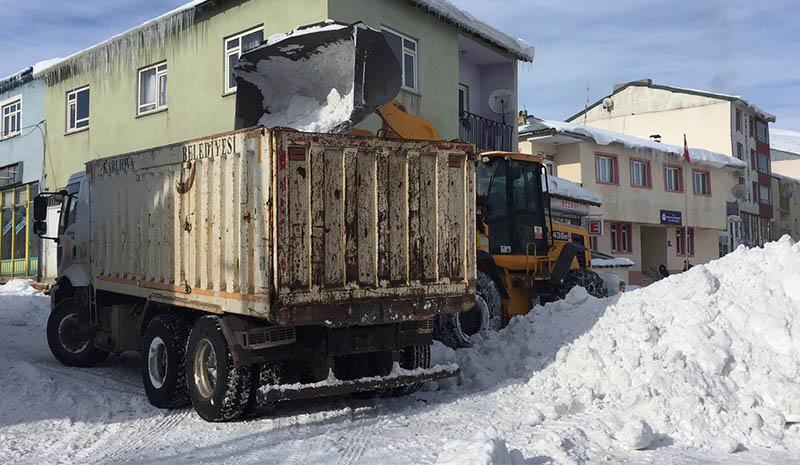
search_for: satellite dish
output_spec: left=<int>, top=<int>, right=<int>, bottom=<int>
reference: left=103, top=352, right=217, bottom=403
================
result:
left=731, top=184, right=747, bottom=200
left=602, top=97, right=614, bottom=111
left=488, top=89, right=513, bottom=124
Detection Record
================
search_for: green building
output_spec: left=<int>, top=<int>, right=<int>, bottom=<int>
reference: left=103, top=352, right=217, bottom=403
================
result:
left=36, top=0, right=533, bottom=190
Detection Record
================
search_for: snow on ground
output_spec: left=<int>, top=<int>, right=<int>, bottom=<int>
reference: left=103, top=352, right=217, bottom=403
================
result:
left=2, top=238, right=800, bottom=464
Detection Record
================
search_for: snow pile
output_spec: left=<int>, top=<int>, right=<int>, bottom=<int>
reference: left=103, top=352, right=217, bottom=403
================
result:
left=771, top=128, right=800, bottom=156
left=548, top=176, right=602, bottom=205
left=447, top=237, right=800, bottom=453
left=0, top=280, right=47, bottom=328
left=520, top=119, right=747, bottom=170
left=435, top=429, right=525, bottom=465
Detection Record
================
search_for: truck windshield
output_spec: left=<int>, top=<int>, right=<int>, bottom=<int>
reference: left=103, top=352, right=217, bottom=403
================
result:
left=477, top=157, right=547, bottom=255
left=60, top=182, right=80, bottom=233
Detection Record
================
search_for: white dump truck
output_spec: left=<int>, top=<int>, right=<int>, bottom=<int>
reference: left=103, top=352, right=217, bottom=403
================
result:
left=33, top=127, right=476, bottom=421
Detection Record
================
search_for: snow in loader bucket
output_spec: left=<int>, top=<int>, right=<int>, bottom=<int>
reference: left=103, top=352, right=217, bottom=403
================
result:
left=233, top=21, right=401, bottom=133
left=257, top=363, right=459, bottom=403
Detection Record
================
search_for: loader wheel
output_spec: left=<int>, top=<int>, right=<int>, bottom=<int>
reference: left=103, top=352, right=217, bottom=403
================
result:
left=387, top=345, right=431, bottom=397
left=186, top=316, right=252, bottom=422
left=46, top=297, right=109, bottom=367
left=141, top=314, right=191, bottom=409
left=434, top=271, right=503, bottom=348
left=556, top=269, right=608, bottom=300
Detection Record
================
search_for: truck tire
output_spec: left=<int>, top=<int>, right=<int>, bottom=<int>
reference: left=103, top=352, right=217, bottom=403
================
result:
left=141, top=314, right=191, bottom=409
left=387, top=345, right=431, bottom=397
left=186, top=316, right=252, bottom=422
left=434, top=271, right=503, bottom=348
left=556, top=269, right=608, bottom=300
left=46, top=297, right=109, bottom=367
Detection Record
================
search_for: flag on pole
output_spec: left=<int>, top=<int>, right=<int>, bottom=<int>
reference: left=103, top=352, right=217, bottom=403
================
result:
left=683, top=134, right=691, bottom=163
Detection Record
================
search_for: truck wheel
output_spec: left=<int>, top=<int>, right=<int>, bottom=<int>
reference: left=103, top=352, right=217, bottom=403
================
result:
left=556, top=269, right=608, bottom=300
left=186, top=316, right=252, bottom=422
left=434, top=271, right=503, bottom=348
left=141, top=314, right=191, bottom=409
left=387, top=345, right=431, bottom=397
left=46, top=297, right=109, bottom=367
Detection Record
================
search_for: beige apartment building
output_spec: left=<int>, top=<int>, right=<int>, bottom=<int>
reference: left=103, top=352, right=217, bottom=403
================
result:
left=567, top=79, right=775, bottom=249
left=519, top=118, right=746, bottom=286
left=771, top=173, right=800, bottom=241
left=770, top=129, right=800, bottom=179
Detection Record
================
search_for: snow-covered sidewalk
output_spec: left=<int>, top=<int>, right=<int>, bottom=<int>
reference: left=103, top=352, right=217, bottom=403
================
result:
left=1, top=237, right=800, bottom=464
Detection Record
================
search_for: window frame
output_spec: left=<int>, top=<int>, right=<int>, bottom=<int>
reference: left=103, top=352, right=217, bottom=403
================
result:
left=735, top=108, right=743, bottom=132
left=137, top=61, right=168, bottom=116
left=676, top=227, right=695, bottom=257
left=458, top=83, right=469, bottom=116
left=588, top=235, right=598, bottom=252
left=1, top=96, right=22, bottom=140
left=759, top=185, right=771, bottom=205
left=629, top=157, right=651, bottom=189
left=692, top=169, right=711, bottom=197
left=382, top=26, right=419, bottom=93
left=663, top=163, right=683, bottom=193
left=223, top=25, right=265, bottom=95
left=65, top=86, right=90, bottom=134
left=594, top=152, right=619, bottom=185
left=756, top=121, right=769, bottom=144
left=757, top=152, right=770, bottom=174
left=610, top=222, right=632, bottom=254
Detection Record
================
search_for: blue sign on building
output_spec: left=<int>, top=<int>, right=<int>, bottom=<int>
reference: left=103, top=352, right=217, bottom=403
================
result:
left=660, top=209, right=682, bottom=226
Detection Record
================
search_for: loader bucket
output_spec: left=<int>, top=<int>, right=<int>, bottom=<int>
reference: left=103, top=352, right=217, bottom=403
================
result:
left=233, top=21, right=401, bottom=133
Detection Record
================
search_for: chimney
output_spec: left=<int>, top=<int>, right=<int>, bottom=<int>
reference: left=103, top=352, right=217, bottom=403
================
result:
left=613, top=78, right=652, bottom=92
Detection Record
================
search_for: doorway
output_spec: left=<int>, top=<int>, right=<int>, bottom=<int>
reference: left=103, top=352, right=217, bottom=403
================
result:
left=640, top=226, right=667, bottom=284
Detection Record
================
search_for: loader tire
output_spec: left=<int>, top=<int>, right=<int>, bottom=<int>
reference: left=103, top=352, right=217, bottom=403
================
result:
left=186, top=316, right=252, bottom=422
left=46, top=297, right=109, bottom=367
left=141, top=314, right=191, bottom=409
left=387, top=345, right=431, bottom=397
left=434, top=271, right=503, bottom=349
left=556, top=269, right=607, bottom=300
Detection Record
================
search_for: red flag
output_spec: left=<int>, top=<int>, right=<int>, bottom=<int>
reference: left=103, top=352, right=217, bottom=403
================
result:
left=683, top=134, right=691, bottom=163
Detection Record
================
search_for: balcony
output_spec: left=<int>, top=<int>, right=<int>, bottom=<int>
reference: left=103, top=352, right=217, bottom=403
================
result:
left=459, top=112, right=513, bottom=152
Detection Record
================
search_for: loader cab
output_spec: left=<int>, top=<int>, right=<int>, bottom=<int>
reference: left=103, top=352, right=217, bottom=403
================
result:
left=476, top=152, right=550, bottom=257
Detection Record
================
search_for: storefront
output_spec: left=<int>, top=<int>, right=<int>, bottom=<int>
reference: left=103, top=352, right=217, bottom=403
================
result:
left=0, top=181, right=39, bottom=278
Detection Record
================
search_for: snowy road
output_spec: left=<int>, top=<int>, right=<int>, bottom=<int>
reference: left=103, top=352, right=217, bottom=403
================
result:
left=3, top=238, right=800, bottom=464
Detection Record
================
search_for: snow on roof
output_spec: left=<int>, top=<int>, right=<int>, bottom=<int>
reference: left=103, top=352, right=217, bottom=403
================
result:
left=0, top=66, right=33, bottom=93
left=520, top=119, right=748, bottom=170
left=548, top=175, right=602, bottom=206
left=772, top=171, right=800, bottom=185
left=770, top=128, right=800, bottom=156
left=664, top=84, right=776, bottom=122
left=33, top=0, right=207, bottom=82
left=591, top=257, right=635, bottom=268
left=406, top=0, right=534, bottom=61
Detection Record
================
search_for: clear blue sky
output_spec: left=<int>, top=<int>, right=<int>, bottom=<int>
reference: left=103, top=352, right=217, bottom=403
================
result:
left=2, top=0, right=799, bottom=129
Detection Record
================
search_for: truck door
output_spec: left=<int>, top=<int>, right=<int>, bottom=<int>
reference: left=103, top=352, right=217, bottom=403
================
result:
left=57, top=180, right=88, bottom=275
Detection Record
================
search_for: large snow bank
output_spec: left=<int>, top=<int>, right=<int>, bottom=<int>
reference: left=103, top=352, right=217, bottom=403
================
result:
left=435, top=429, right=525, bottom=465
left=771, top=128, right=800, bottom=156
left=521, top=119, right=747, bottom=170
left=444, top=236, right=800, bottom=453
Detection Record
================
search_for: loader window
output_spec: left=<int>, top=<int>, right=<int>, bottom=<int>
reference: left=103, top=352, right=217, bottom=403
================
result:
left=59, top=182, right=80, bottom=234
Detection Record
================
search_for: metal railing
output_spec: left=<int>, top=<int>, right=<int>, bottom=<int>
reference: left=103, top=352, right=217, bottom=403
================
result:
left=459, top=112, right=513, bottom=152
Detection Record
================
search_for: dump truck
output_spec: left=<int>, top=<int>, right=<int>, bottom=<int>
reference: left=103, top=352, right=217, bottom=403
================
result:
left=33, top=22, right=476, bottom=422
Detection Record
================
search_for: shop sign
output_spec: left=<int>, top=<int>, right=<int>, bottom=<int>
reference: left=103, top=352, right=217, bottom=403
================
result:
left=660, top=210, right=682, bottom=226
left=587, top=220, right=602, bottom=236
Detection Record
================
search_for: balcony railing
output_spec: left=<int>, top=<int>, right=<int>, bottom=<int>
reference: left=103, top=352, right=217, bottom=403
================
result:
left=459, top=112, right=513, bottom=152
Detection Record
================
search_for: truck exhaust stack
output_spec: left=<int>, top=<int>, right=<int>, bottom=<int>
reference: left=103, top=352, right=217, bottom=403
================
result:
left=233, top=22, right=401, bottom=133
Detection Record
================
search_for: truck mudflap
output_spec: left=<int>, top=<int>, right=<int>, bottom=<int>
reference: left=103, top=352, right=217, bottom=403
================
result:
left=257, top=363, right=459, bottom=403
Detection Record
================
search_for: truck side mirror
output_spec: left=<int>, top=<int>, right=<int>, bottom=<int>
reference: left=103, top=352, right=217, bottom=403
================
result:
left=33, top=220, right=47, bottom=237
left=33, top=195, right=48, bottom=222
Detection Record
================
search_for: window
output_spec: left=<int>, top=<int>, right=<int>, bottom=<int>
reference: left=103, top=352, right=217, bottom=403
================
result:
left=458, top=84, right=469, bottom=116
left=757, top=153, right=770, bottom=173
left=382, top=28, right=418, bottom=92
left=610, top=222, right=632, bottom=253
left=750, top=149, right=756, bottom=169
left=138, top=62, right=167, bottom=115
left=629, top=158, right=651, bottom=188
left=736, top=109, right=743, bottom=132
left=756, top=121, right=769, bottom=144
left=749, top=117, right=755, bottom=137
left=1, top=98, right=21, bottom=139
left=589, top=236, right=598, bottom=251
left=664, top=164, right=682, bottom=192
left=759, top=185, right=771, bottom=205
left=224, top=26, right=264, bottom=94
left=0, top=163, right=22, bottom=188
left=66, top=86, right=90, bottom=132
left=595, top=153, right=618, bottom=184
left=693, top=170, right=710, bottom=196
left=736, top=142, right=743, bottom=160
left=753, top=181, right=759, bottom=203
left=676, top=227, right=695, bottom=256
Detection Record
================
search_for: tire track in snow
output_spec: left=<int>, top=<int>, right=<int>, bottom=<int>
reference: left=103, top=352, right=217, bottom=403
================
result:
left=88, top=409, right=193, bottom=464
